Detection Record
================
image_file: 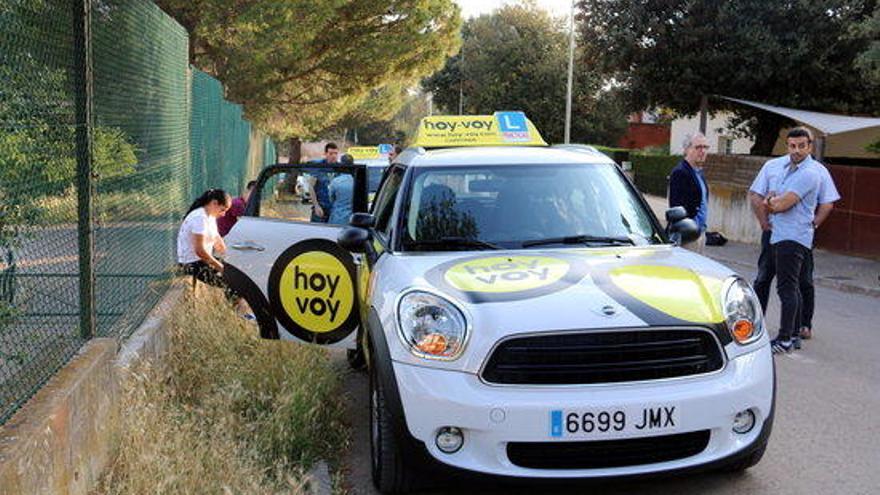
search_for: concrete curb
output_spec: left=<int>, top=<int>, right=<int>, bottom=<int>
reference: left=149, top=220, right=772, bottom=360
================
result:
left=705, top=253, right=880, bottom=299
left=0, top=281, right=186, bottom=495
left=304, top=460, right=332, bottom=495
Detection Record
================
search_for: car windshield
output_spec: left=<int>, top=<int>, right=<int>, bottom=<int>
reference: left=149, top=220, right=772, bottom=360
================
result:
left=401, top=164, right=662, bottom=251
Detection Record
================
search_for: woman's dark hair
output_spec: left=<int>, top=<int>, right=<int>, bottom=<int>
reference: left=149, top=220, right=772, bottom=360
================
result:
left=185, top=188, right=229, bottom=217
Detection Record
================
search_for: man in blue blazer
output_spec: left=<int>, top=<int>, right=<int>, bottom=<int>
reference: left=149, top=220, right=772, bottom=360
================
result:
left=668, top=132, right=710, bottom=252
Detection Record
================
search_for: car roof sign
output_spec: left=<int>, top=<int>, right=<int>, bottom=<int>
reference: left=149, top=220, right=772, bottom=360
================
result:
left=347, top=145, right=392, bottom=160
left=413, top=111, right=548, bottom=148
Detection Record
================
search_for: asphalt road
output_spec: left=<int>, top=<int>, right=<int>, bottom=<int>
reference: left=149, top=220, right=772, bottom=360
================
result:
left=339, top=264, right=880, bottom=495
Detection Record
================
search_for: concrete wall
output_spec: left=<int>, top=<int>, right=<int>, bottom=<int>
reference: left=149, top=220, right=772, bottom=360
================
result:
left=0, top=284, right=182, bottom=495
left=670, top=113, right=754, bottom=155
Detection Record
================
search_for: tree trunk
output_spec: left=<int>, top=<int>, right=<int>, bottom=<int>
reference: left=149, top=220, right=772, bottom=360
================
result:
left=750, top=114, right=788, bottom=156
left=287, top=137, right=302, bottom=164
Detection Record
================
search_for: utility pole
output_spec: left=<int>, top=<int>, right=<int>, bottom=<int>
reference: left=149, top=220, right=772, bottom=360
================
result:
left=699, top=94, right=708, bottom=134
left=458, top=46, right=465, bottom=116
left=564, top=0, right=576, bottom=144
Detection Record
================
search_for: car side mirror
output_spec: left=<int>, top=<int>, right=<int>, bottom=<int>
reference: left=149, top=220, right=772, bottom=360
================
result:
left=338, top=226, right=370, bottom=253
left=665, top=206, right=687, bottom=224
left=349, top=212, right=375, bottom=229
left=668, top=218, right=700, bottom=246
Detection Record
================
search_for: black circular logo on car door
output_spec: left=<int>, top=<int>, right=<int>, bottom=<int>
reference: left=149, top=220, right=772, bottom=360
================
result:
left=267, top=239, right=359, bottom=344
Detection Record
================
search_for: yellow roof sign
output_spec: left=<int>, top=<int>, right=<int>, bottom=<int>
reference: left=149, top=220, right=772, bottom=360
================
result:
left=347, top=144, right=394, bottom=160
left=413, top=111, right=547, bottom=148
left=347, top=146, right=382, bottom=160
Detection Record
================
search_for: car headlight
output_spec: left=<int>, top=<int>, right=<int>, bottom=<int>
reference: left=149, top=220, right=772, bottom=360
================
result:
left=722, top=277, right=764, bottom=345
left=397, top=291, right=468, bottom=360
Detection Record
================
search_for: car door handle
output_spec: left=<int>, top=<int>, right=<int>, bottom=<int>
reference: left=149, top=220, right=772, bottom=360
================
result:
left=230, top=241, right=266, bottom=252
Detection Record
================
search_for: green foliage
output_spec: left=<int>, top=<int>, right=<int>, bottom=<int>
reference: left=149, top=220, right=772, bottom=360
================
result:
left=631, top=154, right=681, bottom=197
left=854, top=4, right=880, bottom=84
left=156, top=0, right=462, bottom=139
left=353, top=89, right=432, bottom=146
left=423, top=2, right=628, bottom=145
left=579, top=0, right=880, bottom=154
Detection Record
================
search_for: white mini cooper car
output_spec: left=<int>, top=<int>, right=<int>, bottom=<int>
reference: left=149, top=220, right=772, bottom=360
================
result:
left=223, top=115, right=774, bottom=494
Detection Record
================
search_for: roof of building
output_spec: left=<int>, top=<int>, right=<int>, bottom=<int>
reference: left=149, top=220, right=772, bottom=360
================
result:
left=721, top=96, right=880, bottom=136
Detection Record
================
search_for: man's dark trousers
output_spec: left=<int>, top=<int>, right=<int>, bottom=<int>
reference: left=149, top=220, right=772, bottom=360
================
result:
left=775, top=240, right=809, bottom=341
left=754, top=230, right=775, bottom=312
left=754, top=230, right=816, bottom=329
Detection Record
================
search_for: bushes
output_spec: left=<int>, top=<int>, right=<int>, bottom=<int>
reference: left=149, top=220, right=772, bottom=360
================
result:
left=631, top=154, right=681, bottom=197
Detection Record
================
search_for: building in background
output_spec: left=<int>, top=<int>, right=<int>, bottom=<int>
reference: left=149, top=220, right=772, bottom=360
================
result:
left=618, top=110, right=670, bottom=150
left=670, top=112, right=753, bottom=155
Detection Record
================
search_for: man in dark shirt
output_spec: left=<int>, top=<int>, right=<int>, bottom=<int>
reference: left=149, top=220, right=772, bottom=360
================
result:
left=668, top=132, right=710, bottom=252
left=217, top=180, right=255, bottom=236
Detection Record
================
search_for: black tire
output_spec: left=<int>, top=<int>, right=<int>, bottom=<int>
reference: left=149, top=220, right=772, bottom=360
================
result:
left=369, top=357, right=418, bottom=494
left=720, top=440, right=768, bottom=473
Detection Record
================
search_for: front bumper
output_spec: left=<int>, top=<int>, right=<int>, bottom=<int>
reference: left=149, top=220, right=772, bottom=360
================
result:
left=393, top=343, right=774, bottom=478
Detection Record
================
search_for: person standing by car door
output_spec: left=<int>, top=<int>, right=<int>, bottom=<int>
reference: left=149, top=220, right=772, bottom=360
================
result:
left=328, top=154, right=355, bottom=225
left=762, top=128, right=823, bottom=354
left=668, top=132, right=711, bottom=252
left=306, top=142, right=339, bottom=222
left=218, top=180, right=256, bottom=236
left=749, top=127, right=839, bottom=346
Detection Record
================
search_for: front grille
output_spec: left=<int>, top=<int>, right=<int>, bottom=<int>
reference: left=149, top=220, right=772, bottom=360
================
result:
left=507, top=430, right=711, bottom=470
left=481, top=329, right=724, bottom=385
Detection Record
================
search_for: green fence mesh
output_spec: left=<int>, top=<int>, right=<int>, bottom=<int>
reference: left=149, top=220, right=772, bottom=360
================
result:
left=0, top=0, right=276, bottom=425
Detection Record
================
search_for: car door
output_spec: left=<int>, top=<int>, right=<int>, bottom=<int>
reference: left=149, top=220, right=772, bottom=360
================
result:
left=222, top=163, right=367, bottom=346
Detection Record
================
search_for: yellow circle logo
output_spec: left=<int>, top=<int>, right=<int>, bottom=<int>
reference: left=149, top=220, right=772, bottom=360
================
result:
left=277, top=251, right=354, bottom=333
left=444, top=256, right=570, bottom=293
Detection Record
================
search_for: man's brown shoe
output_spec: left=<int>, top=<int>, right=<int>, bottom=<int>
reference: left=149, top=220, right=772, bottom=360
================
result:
left=800, top=327, right=813, bottom=340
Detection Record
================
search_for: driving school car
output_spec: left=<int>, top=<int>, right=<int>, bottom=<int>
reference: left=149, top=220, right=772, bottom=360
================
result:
left=222, top=112, right=774, bottom=494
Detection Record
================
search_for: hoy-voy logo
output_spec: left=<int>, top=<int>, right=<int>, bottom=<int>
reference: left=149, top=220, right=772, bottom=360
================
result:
left=268, top=240, right=358, bottom=344
left=422, top=118, right=495, bottom=133
left=441, top=256, right=579, bottom=299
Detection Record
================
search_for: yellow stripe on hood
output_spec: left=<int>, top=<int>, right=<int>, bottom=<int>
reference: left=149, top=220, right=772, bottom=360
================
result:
left=609, top=265, right=725, bottom=324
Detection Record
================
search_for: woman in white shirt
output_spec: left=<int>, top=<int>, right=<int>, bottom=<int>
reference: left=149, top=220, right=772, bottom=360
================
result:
left=177, top=189, right=231, bottom=287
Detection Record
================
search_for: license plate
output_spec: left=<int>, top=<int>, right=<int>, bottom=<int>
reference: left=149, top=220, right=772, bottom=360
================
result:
left=549, top=405, right=679, bottom=438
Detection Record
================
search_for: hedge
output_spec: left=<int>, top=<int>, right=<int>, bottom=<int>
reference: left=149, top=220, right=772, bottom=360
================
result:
left=630, top=154, right=681, bottom=197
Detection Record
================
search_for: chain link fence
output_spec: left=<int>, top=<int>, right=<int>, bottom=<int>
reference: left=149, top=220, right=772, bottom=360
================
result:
left=0, top=0, right=276, bottom=425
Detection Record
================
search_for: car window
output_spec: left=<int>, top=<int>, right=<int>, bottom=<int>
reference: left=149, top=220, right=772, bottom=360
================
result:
left=402, top=164, right=661, bottom=250
left=256, top=167, right=356, bottom=225
left=367, top=165, right=387, bottom=195
left=372, top=166, right=405, bottom=236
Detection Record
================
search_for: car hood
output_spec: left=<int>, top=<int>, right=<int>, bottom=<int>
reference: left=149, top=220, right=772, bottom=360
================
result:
left=379, top=245, right=738, bottom=372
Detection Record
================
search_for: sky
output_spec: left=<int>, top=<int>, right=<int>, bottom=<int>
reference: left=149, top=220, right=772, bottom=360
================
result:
left=454, top=0, right=573, bottom=19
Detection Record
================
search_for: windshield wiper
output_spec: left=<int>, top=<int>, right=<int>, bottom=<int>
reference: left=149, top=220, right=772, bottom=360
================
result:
left=522, top=234, right=635, bottom=248
left=409, top=237, right=502, bottom=251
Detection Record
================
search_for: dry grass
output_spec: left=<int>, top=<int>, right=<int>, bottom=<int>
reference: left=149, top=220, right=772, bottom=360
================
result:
left=96, top=289, right=347, bottom=495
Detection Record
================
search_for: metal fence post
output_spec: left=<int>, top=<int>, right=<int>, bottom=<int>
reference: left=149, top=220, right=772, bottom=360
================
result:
left=73, top=0, right=96, bottom=340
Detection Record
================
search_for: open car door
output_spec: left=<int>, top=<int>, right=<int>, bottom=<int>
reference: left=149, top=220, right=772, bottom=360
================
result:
left=222, top=163, right=367, bottom=346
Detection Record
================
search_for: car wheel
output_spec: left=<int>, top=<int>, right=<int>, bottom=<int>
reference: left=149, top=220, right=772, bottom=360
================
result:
left=721, top=439, right=768, bottom=473
left=369, top=357, right=417, bottom=494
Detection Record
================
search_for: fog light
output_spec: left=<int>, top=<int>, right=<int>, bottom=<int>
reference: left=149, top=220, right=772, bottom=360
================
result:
left=732, top=409, right=756, bottom=434
left=435, top=426, right=464, bottom=454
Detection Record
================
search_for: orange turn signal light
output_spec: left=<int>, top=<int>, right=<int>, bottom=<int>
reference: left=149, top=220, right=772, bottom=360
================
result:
left=732, top=319, right=754, bottom=343
left=417, top=333, right=449, bottom=355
